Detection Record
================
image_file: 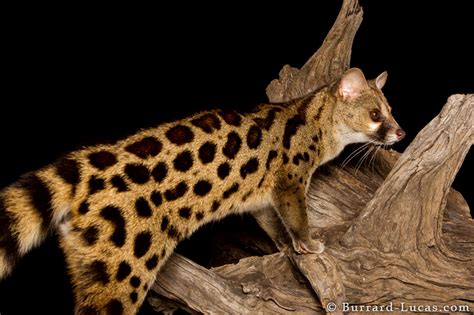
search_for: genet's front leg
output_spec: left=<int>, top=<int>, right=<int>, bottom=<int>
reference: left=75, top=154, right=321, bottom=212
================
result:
left=272, top=175, right=324, bottom=254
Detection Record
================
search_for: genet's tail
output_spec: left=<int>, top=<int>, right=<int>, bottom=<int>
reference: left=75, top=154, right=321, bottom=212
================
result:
left=0, top=156, right=78, bottom=279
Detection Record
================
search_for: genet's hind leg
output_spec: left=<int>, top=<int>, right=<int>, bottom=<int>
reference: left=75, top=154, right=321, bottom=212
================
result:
left=59, top=214, right=169, bottom=315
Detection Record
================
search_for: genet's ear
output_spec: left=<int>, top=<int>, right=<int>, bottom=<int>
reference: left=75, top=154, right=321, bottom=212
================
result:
left=375, top=71, right=388, bottom=90
left=338, top=68, right=369, bottom=101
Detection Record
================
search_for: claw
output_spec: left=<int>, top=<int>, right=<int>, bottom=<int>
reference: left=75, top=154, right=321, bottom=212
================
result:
left=293, top=239, right=325, bottom=254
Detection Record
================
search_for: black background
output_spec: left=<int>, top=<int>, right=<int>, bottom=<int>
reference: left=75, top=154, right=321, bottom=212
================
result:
left=1, top=1, right=472, bottom=314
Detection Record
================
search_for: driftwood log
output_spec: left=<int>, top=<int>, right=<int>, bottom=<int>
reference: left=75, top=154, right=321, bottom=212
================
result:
left=149, top=0, right=473, bottom=313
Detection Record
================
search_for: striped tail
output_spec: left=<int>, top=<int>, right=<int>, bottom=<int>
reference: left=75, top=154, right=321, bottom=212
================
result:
left=0, top=156, right=79, bottom=279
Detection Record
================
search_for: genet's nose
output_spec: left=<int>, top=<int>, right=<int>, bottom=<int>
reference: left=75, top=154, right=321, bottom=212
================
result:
left=396, top=128, right=406, bottom=140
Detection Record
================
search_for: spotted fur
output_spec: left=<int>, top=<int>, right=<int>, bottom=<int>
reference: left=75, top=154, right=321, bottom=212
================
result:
left=0, top=68, right=404, bottom=314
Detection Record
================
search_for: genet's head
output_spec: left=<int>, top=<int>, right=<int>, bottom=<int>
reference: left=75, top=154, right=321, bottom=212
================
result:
left=334, top=68, right=405, bottom=145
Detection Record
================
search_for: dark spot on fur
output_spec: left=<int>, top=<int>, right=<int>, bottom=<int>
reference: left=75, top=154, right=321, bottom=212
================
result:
left=173, top=150, right=193, bottom=172
left=198, top=142, right=216, bottom=164
left=124, top=163, right=150, bottom=184
left=125, top=136, right=162, bottom=159
left=193, top=180, right=212, bottom=196
left=211, top=201, right=220, bottom=212
left=116, top=261, right=132, bottom=281
left=167, top=225, right=179, bottom=239
left=242, top=190, right=253, bottom=202
left=161, top=215, right=169, bottom=231
left=309, top=144, right=316, bottom=151
left=246, top=125, right=262, bottom=149
left=145, top=255, right=159, bottom=270
left=293, top=153, right=304, bottom=166
left=257, top=176, right=265, bottom=188
left=282, top=153, right=289, bottom=164
left=223, top=183, right=239, bottom=199
left=266, top=150, right=278, bottom=169
left=151, top=162, right=167, bottom=183
left=86, top=260, right=109, bottom=285
left=82, top=226, right=99, bottom=246
left=150, top=191, right=162, bottom=207
left=217, top=163, right=231, bottom=179
left=283, top=115, right=305, bottom=149
left=164, top=181, right=188, bottom=201
left=299, top=177, right=303, bottom=184
left=78, top=201, right=89, bottom=215
left=223, top=131, right=241, bottom=159
left=218, top=110, right=241, bottom=126
left=110, top=175, right=129, bottom=192
left=130, top=276, right=141, bottom=288
left=178, top=207, right=192, bottom=219
left=0, top=197, right=19, bottom=269
left=161, top=249, right=166, bottom=258
left=314, top=106, right=324, bottom=121
left=191, top=113, right=221, bottom=133
left=253, top=109, right=276, bottom=130
left=55, top=156, right=80, bottom=192
left=166, top=125, right=194, bottom=145
left=240, top=158, right=259, bottom=179
left=16, top=173, right=53, bottom=231
left=105, top=299, right=123, bottom=315
left=134, top=231, right=152, bottom=258
left=100, top=206, right=126, bottom=247
left=135, top=197, right=152, bottom=218
left=312, top=135, right=319, bottom=143
left=130, top=291, right=138, bottom=304
left=195, top=211, right=204, bottom=221
left=303, top=152, right=310, bottom=161
left=288, top=174, right=293, bottom=180
left=88, top=151, right=117, bottom=171
left=88, top=175, right=105, bottom=194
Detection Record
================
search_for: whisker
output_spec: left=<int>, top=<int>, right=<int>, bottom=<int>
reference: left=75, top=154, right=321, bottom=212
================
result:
left=341, top=143, right=371, bottom=169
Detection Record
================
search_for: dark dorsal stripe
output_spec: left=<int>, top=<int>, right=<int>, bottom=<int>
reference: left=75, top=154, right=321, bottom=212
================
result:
left=223, top=132, right=241, bottom=159
left=191, top=113, right=221, bottom=133
left=253, top=109, right=276, bottom=131
left=0, top=196, right=20, bottom=269
left=218, top=110, right=242, bottom=127
left=88, top=151, right=118, bottom=171
left=282, top=114, right=305, bottom=149
left=125, top=136, right=162, bottom=159
left=55, top=156, right=80, bottom=193
left=166, top=125, right=194, bottom=145
left=16, top=173, right=53, bottom=231
left=100, top=206, right=126, bottom=248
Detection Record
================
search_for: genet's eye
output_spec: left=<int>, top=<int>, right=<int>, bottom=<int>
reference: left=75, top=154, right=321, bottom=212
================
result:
left=370, top=109, right=383, bottom=122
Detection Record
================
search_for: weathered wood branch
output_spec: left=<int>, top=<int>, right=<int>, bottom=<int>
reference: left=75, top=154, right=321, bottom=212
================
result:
left=149, top=0, right=473, bottom=312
